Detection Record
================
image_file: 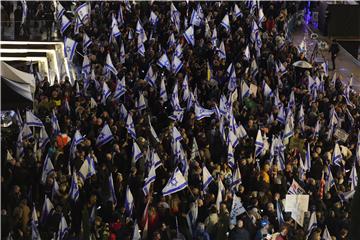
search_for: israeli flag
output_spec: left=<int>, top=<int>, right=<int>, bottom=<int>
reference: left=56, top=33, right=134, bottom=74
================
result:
left=60, top=15, right=71, bottom=35
left=113, top=77, right=126, bottom=100
left=227, top=130, right=239, bottom=149
left=332, top=143, right=343, bottom=166
left=69, top=171, right=80, bottom=202
left=108, top=173, right=117, bottom=206
left=304, top=143, right=311, bottom=172
left=241, top=80, right=250, bottom=99
left=105, top=54, right=118, bottom=75
left=16, top=130, right=24, bottom=160
left=126, top=114, right=137, bottom=139
left=101, top=82, right=111, bottom=105
left=313, top=120, right=321, bottom=139
left=228, top=68, right=237, bottom=92
left=21, top=123, right=33, bottom=140
left=297, top=105, right=305, bottom=130
left=160, top=76, right=168, bottom=103
left=124, top=186, right=134, bottom=216
left=69, top=130, right=85, bottom=159
left=75, top=3, right=90, bottom=24
left=263, top=81, right=273, bottom=97
left=96, top=124, right=114, bottom=147
left=174, top=43, right=183, bottom=59
left=144, top=66, right=157, bottom=88
left=231, top=167, right=242, bottom=190
left=111, top=15, right=121, bottom=38
left=218, top=41, right=226, bottom=60
left=64, top=37, right=78, bottom=61
left=220, top=13, right=230, bottom=31
left=41, top=154, right=54, bottom=184
left=250, top=20, right=259, bottom=44
left=26, top=110, right=44, bottom=127
left=182, top=75, right=190, bottom=101
left=152, top=149, right=163, bottom=170
left=157, top=53, right=171, bottom=71
left=31, top=213, right=41, bottom=239
left=219, top=95, right=229, bottom=115
left=203, top=165, right=214, bottom=192
left=143, top=163, right=156, bottom=196
left=148, top=116, right=160, bottom=143
left=195, top=103, right=214, bottom=120
left=288, top=179, right=306, bottom=195
left=230, top=194, right=246, bottom=225
left=276, top=200, right=285, bottom=227
left=52, top=179, right=60, bottom=200
left=349, top=163, right=358, bottom=191
left=233, top=4, right=243, bottom=18
left=56, top=3, right=65, bottom=20
left=119, top=104, right=128, bottom=121
left=258, top=7, right=265, bottom=23
left=211, top=28, right=218, bottom=48
left=136, top=92, right=146, bottom=111
left=120, top=42, right=126, bottom=64
left=137, top=37, right=145, bottom=57
left=190, top=137, right=200, bottom=161
left=172, top=126, right=183, bottom=144
left=227, top=143, right=235, bottom=169
left=343, top=86, right=355, bottom=108
left=40, top=196, right=54, bottom=224
left=331, top=71, right=337, bottom=85
left=51, top=110, right=61, bottom=135
left=190, top=9, right=201, bottom=26
left=83, top=33, right=92, bottom=50
left=168, top=33, right=176, bottom=48
left=183, top=26, right=195, bottom=46
left=82, top=55, right=91, bottom=76
left=205, top=19, right=211, bottom=38
left=57, top=215, right=69, bottom=240
left=219, top=117, right=226, bottom=142
left=306, top=212, right=317, bottom=239
left=170, top=3, right=181, bottom=32
left=78, top=155, right=96, bottom=181
left=283, top=114, right=294, bottom=143
left=162, top=168, right=188, bottom=197
left=255, top=130, right=265, bottom=157
left=39, top=127, right=50, bottom=150
left=136, top=20, right=147, bottom=43
left=237, top=124, right=248, bottom=139
left=276, top=106, right=286, bottom=125
left=74, top=16, right=82, bottom=35
left=149, top=11, right=159, bottom=26
left=325, top=167, right=335, bottom=193
left=116, top=5, right=124, bottom=26
left=171, top=55, right=183, bottom=74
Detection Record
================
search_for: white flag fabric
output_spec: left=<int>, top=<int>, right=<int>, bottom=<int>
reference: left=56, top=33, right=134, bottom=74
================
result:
left=304, top=143, right=311, bottom=172
left=120, top=42, right=126, bottom=64
left=175, top=43, right=183, bottom=59
left=143, top=163, right=156, bottom=196
left=230, top=194, right=246, bottom=225
left=60, top=15, right=71, bottom=34
left=220, top=13, right=230, bottom=31
left=202, top=165, right=214, bottom=192
left=136, top=20, right=147, bottom=43
left=332, top=143, right=343, bottom=166
left=125, top=186, right=134, bottom=216
left=75, top=3, right=90, bottom=24
left=57, top=215, right=69, bottom=240
left=234, top=4, right=242, bottom=18
left=227, top=143, right=235, bottom=169
left=113, top=77, right=126, bottom=100
left=111, top=15, right=121, bottom=38
left=40, top=196, right=54, bottom=224
left=148, top=116, right=160, bottom=142
left=172, top=56, right=183, bottom=74
left=218, top=41, right=226, bottom=60
left=195, top=103, right=214, bottom=120
left=322, top=226, right=332, bottom=240
left=255, top=130, right=265, bottom=157
left=190, top=9, right=201, bottom=26
left=78, top=155, right=96, bottom=181
left=231, top=167, right=242, bottom=190
left=69, top=130, right=85, bottom=159
left=132, top=221, right=141, bottom=240
left=162, top=168, right=188, bottom=196
left=26, top=110, right=44, bottom=127
left=64, top=37, right=78, bottom=61
left=126, top=114, right=137, bottom=139
left=96, top=124, right=114, bottom=147
left=306, top=211, right=318, bottom=239
left=136, top=92, right=146, bottom=111
left=145, top=66, right=157, bottom=88
left=105, top=54, right=118, bottom=75
left=241, top=80, right=250, bottom=99
left=149, top=11, right=159, bottom=25
left=69, top=171, right=79, bottom=202
left=132, top=141, right=143, bottom=163
left=349, top=163, right=358, bottom=191
left=109, top=173, right=117, bottom=206
left=56, top=2, right=65, bottom=20
left=83, top=33, right=92, bottom=49
left=183, top=26, right=195, bottom=46
left=41, top=154, right=54, bottom=184
left=157, top=53, right=171, bottom=71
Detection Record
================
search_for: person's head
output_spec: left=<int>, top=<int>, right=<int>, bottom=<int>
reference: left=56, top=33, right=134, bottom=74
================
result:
left=280, top=225, right=288, bottom=236
left=236, top=219, right=244, bottom=228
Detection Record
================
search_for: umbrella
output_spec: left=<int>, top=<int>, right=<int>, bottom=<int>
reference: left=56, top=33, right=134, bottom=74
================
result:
left=293, top=60, right=313, bottom=69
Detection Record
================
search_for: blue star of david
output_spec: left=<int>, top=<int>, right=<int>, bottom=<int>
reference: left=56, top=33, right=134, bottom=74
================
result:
left=170, top=177, right=178, bottom=186
left=99, top=133, right=105, bottom=140
left=66, top=46, right=71, bottom=53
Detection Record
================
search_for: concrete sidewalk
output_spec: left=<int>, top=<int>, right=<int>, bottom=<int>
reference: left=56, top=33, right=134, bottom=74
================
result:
left=292, top=24, right=360, bottom=92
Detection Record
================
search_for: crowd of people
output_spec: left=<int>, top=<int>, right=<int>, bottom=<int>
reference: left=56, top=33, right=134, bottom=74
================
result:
left=2, top=1, right=359, bottom=240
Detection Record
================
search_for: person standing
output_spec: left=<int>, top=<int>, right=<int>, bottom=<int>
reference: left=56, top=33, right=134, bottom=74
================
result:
left=229, top=219, right=250, bottom=240
left=329, top=39, right=339, bottom=70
